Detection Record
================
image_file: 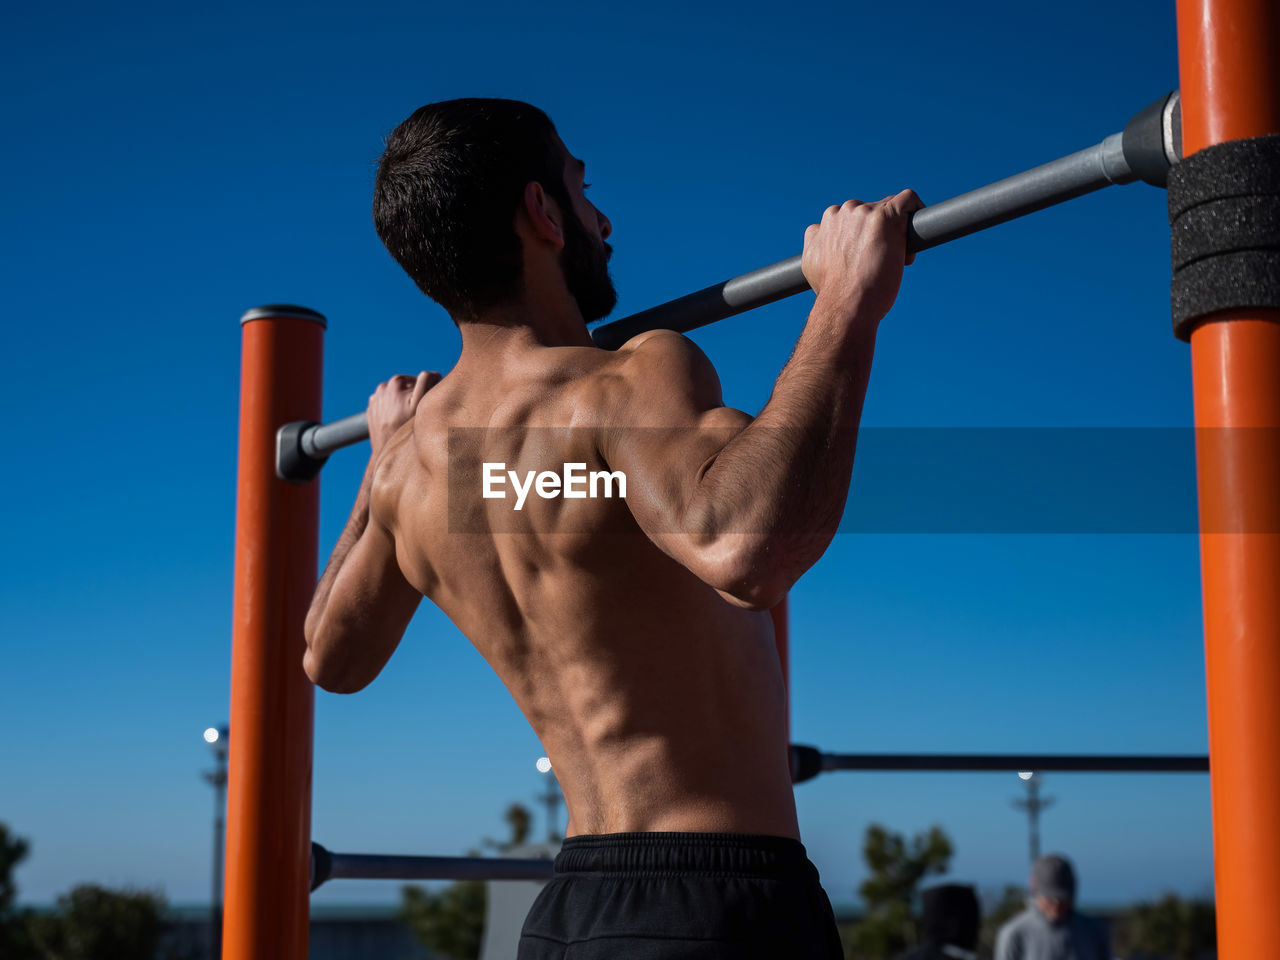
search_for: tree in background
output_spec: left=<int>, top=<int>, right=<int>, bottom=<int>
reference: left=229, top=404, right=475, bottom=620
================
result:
left=1113, top=893, right=1216, bottom=960
left=400, top=802, right=536, bottom=960
left=1, top=823, right=38, bottom=959
left=401, top=881, right=486, bottom=960
left=2, top=822, right=172, bottom=960
left=485, top=803, right=531, bottom=853
left=27, top=884, right=166, bottom=960
left=1, top=824, right=28, bottom=917
left=844, top=823, right=953, bottom=959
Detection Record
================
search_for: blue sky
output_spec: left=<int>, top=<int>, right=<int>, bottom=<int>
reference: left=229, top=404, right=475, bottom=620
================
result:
left=1, top=0, right=1213, bottom=912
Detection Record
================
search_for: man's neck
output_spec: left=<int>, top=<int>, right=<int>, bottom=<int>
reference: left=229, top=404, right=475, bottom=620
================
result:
left=459, top=301, right=595, bottom=355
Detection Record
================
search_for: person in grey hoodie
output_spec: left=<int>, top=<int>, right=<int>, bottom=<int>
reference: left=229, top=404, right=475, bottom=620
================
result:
left=995, top=855, right=1111, bottom=960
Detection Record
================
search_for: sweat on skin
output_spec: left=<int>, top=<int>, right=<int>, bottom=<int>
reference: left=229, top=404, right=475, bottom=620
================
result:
left=482, top=461, right=627, bottom=510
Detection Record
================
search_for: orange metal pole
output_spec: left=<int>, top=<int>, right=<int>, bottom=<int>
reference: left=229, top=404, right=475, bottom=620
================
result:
left=1175, top=2, right=1280, bottom=956
left=223, top=306, right=325, bottom=960
left=771, top=594, right=790, bottom=747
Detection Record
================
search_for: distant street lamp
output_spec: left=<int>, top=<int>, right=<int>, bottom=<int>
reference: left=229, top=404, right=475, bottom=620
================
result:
left=1012, top=771, right=1054, bottom=863
left=534, top=757, right=563, bottom=843
left=202, top=726, right=228, bottom=960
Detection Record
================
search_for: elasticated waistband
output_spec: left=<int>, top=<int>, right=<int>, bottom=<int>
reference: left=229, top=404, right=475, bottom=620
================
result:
left=553, top=832, right=813, bottom=878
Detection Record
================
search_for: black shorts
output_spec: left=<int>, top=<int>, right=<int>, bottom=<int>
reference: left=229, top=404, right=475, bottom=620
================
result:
left=517, top=832, right=845, bottom=959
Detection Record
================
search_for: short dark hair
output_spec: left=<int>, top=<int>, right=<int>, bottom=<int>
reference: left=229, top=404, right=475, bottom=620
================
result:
left=372, top=98, right=572, bottom=321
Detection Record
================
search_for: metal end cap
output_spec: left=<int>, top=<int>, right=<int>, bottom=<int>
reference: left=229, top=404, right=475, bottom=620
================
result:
left=240, top=304, right=328, bottom=327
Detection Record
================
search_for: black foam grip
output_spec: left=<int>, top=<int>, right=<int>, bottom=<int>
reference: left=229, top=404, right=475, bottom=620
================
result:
left=1172, top=251, right=1280, bottom=341
left=1171, top=195, right=1280, bottom=271
left=1167, top=134, right=1280, bottom=341
left=1167, top=134, right=1280, bottom=219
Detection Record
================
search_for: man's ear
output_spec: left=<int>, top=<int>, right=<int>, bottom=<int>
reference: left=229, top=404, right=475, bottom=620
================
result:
left=519, top=181, right=565, bottom=250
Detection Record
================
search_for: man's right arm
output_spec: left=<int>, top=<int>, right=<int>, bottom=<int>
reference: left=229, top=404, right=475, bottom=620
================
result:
left=599, top=190, right=922, bottom=609
left=303, top=372, right=438, bottom=692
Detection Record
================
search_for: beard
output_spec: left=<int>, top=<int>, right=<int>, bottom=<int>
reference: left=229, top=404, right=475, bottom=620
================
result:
left=560, top=210, right=617, bottom=324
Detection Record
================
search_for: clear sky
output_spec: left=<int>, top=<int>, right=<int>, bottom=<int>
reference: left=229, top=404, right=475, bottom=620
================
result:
left=1, top=0, right=1214, bottom=912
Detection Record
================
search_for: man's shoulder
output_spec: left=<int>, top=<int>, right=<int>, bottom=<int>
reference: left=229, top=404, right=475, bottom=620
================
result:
left=579, top=330, right=726, bottom=423
left=613, top=327, right=698, bottom=354
left=609, top=328, right=715, bottom=373
left=994, top=910, right=1036, bottom=960
left=999, top=908, right=1039, bottom=934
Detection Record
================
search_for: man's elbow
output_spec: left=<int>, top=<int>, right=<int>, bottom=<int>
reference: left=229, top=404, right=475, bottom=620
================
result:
left=717, top=578, right=789, bottom=612
left=302, top=635, right=370, bottom=695
left=706, top=548, right=792, bottom=611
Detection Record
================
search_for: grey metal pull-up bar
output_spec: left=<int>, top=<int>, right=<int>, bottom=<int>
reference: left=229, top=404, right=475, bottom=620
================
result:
left=310, top=842, right=555, bottom=891
left=274, top=91, right=1181, bottom=483
left=310, top=745, right=1207, bottom=888
left=787, top=745, right=1209, bottom=784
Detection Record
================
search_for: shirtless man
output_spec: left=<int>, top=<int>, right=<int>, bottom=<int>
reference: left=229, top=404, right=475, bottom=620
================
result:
left=303, top=98, right=921, bottom=958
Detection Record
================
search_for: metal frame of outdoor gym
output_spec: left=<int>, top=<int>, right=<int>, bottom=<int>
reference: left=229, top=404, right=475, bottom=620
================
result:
left=222, top=3, right=1280, bottom=957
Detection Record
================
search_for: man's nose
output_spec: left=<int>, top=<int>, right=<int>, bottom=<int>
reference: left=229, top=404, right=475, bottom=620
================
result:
left=597, top=209, right=612, bottom=240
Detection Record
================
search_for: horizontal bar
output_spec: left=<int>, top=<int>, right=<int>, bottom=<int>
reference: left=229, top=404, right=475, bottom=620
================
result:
left=326, top=853, right=554, bottom=881
left=313, top=747, right=1210, bottom=887
left=821, top=752, right=1209, bottom=773
left=590, top=134, right=1138, bottom=350
left=302, top=413, right=369, bottom=460
left=275, top=92, right=1178, bottom=481
left=310, top=843, right=553, bottom=890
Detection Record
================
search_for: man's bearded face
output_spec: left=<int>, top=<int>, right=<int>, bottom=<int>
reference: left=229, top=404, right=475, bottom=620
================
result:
left=560, top=203, right=616, bottom=324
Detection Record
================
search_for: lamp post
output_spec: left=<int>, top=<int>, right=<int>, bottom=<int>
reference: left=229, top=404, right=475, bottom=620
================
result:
left=534, top=757, right=563, bottom=844
left=1013, top=771, right=1054, bottom=863
left=202, top=725, right=228, bottom=960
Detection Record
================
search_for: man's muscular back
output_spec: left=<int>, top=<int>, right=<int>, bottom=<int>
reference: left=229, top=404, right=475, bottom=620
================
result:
left=305, top=169, right=921, bottom=847
left=368, top=330, right=799, bottom=839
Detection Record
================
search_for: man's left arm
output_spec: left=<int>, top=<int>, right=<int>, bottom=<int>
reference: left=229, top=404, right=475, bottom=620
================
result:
left=303, top=372, right=438, bottom=692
